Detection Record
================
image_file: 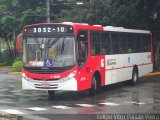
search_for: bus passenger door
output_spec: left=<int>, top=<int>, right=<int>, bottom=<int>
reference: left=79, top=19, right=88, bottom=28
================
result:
left=77, top=30, right=90, bottom=90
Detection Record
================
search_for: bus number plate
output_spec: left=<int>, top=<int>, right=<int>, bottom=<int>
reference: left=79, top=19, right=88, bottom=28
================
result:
left=41, top=82, right=50, bottom=88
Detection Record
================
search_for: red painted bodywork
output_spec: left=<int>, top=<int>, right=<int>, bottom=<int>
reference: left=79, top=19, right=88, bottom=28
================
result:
left=73, top=24, right=105, bottom=91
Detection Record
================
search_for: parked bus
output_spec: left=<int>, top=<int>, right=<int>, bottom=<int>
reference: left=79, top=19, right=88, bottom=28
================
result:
left=16, top=22, right=153, bottom=98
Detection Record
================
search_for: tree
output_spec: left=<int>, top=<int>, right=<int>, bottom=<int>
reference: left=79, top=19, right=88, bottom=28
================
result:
left=0, top=0, right=46, bottom=61
left=0, top=0, right=160, bottom=49
left=53, top=0, right=160, bottom=30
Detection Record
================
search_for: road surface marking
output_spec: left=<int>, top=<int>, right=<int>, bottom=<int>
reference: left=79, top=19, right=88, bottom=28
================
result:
left=0, top=109, right=25, bottom=114
left=99, top=102, right=120, bottom=106
left=131, top=102, right=146, bottom=105
left=23, top=114, right=50, bottom=120
left=26, top=107, right=47, bottom=111
left=52, top=105, right=71, bottom=109
left=76, top=104, right=95, bottom=107
left=154, top=99, right=160, bottom=102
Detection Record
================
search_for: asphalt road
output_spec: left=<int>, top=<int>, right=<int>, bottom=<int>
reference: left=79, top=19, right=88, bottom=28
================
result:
left=0, top=68, right=160, bottom=120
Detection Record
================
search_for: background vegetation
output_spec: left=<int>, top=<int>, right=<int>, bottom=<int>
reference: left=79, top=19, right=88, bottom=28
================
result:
left=0, top=0, right=160, bottom=67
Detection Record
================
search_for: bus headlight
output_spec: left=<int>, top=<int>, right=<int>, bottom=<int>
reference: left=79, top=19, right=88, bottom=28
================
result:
left=68, top=71, right=76, bottom=78
left=61, top=71, right=76, bottom=82
left=22, top=73, right=26, bottom=77
left=22, top=73, right=33, bottom=82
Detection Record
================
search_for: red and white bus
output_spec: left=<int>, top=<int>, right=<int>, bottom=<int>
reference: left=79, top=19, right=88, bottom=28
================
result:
left=16, top=22, right=153, bottom=97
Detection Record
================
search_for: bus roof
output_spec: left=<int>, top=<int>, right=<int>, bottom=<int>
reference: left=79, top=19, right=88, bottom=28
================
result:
left=103, top=26, right=150, bottom=34
left=60, top=22, right=104, bottom=31
left=23, top=22, right=103, bottom=31
left=23, top=22, right=150, bottom=34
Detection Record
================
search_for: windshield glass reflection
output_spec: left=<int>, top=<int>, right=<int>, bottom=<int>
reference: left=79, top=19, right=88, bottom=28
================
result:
left=24, top=36, right=76, bottom=67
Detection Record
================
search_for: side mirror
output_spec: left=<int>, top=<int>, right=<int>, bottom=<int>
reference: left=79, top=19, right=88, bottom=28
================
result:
left=16, top=34, right=23, bottom=54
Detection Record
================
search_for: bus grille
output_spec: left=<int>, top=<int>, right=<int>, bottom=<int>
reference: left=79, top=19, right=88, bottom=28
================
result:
left=23, top=66, right=74, bottom=74
left=34, top=84, right=58, bottom=89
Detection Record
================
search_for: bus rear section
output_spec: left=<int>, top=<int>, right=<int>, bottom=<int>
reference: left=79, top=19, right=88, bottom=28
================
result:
left=102, top=27, right=153, bottom=85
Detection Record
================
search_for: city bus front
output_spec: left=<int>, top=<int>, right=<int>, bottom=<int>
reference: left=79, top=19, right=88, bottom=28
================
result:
left=17, top=23, right=78, bottom=93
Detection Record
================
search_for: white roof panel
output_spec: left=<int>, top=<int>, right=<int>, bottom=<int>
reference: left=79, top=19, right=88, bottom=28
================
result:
left=103, top=26, right=150, bottom=34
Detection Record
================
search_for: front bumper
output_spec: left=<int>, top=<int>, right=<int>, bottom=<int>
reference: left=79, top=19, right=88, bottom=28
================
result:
left=22, top=77, right=77, bottom=91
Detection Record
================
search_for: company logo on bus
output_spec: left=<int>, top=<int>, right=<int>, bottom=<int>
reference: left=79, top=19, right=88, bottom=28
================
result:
left=107, top=59, right=117, bottom=66
left=147, top=55, right=151, bottom=58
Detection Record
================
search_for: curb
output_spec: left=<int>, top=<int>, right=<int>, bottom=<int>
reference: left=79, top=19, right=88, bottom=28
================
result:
left=0, top=66, right=22, bottom=75
left=0, top=66, right=12, bottom=68
left=1, top=65, right=159, bottom=76
left=143, top=72, right=160, bottom=77
left=8, top=72, right=22, bottom=75
left=7, top=72, right=160, bottom=76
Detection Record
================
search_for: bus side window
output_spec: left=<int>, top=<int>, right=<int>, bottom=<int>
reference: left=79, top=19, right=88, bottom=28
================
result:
left=141, top=34, right=146, bottom=52
left=134, top=34, right=141, bottom=52
left=119, top=33, right=128, bottom=54
left=111, top=32, right=119, bottom=54
left=146, top=34, right=151, bottom=52
left=127, top=33, right=134, bottom=53
left=90, top=43, right=95, bottom=55
left=101, top=32, right=110, bottom=55
left=90, top=32, right=100, bottom=55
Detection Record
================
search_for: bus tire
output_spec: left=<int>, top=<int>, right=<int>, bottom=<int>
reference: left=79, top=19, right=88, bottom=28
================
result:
left=48, top=90, right=55, bottom=100
left=89, top=74, right=101, bottom=96
left=131, top=68, right=138, bottom=85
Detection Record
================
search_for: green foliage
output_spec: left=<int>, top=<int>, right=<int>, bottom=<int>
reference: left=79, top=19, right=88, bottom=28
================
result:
left=0, top=0, right=47, bottom=62
left=0, top=0, right=160, bottom=42
left=0, top=61, right=12, bottom=66
left=12, top=60, right=23, bottom=72
left=0, top=45, right=14, bottom=66
left=54, top=0, right=160, bottom=30
left=0, top=0, right=46, bottom=40
left=0, top=0, right=159, bottom=33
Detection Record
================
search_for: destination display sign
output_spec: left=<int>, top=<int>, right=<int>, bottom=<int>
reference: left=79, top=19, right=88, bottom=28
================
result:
left=23, top=25, right=74, bottom=36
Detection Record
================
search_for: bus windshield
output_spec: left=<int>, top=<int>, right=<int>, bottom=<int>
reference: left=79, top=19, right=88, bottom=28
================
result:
left=23, top=36, right=76, bottom=68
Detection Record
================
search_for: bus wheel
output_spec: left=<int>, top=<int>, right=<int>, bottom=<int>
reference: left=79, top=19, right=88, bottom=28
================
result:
left=48, top=90, right=55, bottom=100
left=131, top=68, right=138, bottom=85
left=89, top=75, right=100, bottom=96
